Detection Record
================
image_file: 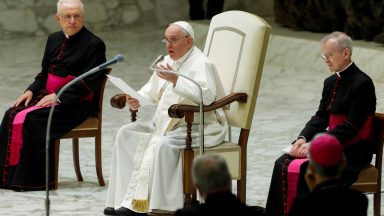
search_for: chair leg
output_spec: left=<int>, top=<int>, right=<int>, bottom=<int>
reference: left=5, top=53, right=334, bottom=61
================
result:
left=237, top=179, right=246, bottom=203
left=72, top=138, right=83, bottom=182
left=95, top=135, right=105, bottom=186
left=183, top=149, right=195, bottom=206
left=237, top=128, right=248, bottom=203
left=374, top=191, right=381, bottom=216
left=237, top=152, right=247, bottom=202
left=53, top=139, right=60, bottom=190
left=237, top=148, right=247, bottom=202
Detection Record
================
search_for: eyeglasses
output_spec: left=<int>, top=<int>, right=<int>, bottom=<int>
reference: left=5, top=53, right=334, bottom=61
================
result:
left=321, top=53, right=333, bottom=60
left=60, top=14, right=83, bottom=22
left=161, top=36, right=188, bottom=45
left=321, top=48, right=346, bottom=60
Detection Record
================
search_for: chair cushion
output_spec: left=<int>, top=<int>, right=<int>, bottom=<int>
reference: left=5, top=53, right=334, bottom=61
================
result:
left=193, top=142, right=241, bottom=179
left=351, top=164, right=378, bottom=192
left=354, top=164, right=378, bottom=183
left=60, top=117, right=98, bottom=139
left=72, top=117, right=98, bottom=131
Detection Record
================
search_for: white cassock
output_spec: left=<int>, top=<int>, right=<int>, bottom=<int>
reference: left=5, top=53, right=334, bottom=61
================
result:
left=105, top=46, right=227, bottom=213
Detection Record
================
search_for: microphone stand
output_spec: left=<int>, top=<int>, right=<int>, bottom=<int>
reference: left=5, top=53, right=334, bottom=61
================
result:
left=45, top=55, right=124, bottom=216
left=149, top=65, right=205, bottom=155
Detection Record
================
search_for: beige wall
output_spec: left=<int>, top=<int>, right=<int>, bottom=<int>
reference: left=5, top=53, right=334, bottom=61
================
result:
left=0, top=0, right=273, bottom=40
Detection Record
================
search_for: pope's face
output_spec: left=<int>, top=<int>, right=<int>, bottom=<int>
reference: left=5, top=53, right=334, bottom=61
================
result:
left=56, top=3, right=84, bottom=36
left=164, top=24, right=192, bottom=60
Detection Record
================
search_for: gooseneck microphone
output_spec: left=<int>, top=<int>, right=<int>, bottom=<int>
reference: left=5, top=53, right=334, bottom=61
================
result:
left=97, top=54, right=124, bottom=70
left=148, top=55, right=165, bottom=74
left=149, top=55, right=165, bottom=69
left=45, top=54, right=124, bottom=216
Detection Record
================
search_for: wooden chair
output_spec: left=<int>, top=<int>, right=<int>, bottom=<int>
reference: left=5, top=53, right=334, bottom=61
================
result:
left=110, top=11, right=271, bottom=205
left=351, top=112, right=384, bottom=216
left=53, top=68, right=111, bottom=189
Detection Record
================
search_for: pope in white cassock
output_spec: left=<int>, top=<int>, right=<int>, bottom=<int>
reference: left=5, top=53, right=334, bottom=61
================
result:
left=104, top=21, right=228, bottom=216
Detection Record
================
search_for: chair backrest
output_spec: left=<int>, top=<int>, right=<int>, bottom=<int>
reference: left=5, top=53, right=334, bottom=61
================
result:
left=95, top=68, right=112, bottom=125
left=203, top=10, right=271, bottom=129
left=372, top=112, right=384, bottom=174
left=370, top=113, right=384, bottom=216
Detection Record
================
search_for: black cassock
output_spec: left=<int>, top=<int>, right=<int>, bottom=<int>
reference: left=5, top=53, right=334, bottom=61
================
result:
left=265, top=63, right=376, bottom=216
left=289, top=179, right=368, bottom=216
left=0, top=27, right=106, bottom=191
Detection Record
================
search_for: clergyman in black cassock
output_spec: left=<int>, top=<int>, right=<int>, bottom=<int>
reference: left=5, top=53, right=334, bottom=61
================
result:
left=0, top=0, right=106, bottom=191
left=265, top=31, right=376, bottom=216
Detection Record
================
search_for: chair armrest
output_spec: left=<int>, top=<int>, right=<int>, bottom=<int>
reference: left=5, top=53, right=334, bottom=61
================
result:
left=110, top=93, right=138, bottom=122
left=110, top=94, right=127, bottom=109
left=168, top=92, right=247, bottom=118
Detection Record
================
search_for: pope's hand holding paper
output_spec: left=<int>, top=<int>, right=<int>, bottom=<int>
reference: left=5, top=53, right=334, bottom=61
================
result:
left=107, top=75, right=155, bottom=106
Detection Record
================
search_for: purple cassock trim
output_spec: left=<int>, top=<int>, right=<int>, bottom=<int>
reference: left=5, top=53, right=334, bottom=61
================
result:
left=286, top=158, right=308, bottom=215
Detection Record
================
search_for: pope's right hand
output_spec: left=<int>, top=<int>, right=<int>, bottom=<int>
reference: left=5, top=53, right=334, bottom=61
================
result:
left=126, top=95, right=140, bottom=110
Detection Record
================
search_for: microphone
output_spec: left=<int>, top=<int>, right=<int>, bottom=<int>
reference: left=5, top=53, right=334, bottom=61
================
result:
left=149, top=55, right=165, bottom=72
left=44, top=54, right=124, bottom=216
left=94, top=54, right=124, bottom=71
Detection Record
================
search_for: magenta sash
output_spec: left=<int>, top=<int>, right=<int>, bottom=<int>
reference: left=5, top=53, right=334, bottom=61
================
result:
left=329, top=114, right=373, bottom=147
left=286, top=158, right=308, bottom=214
left=9, top=73, right=75, bottom=166
left=46, top=73, right=75, bottom=92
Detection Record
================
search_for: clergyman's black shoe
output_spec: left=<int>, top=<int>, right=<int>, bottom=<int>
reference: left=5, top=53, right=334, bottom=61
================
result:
left=104, top=207, right=116, bottom=215
left=115, top=207, right=147, bottom=216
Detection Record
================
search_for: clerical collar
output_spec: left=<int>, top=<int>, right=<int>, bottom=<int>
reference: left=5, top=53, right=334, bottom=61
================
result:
left=173, top=46, right=194, bottom=70
left=335, top=61, right=353, bottom=77
left=62, top=26, right=85, bottom=40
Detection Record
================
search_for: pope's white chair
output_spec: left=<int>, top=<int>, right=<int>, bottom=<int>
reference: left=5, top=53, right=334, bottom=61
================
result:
left=168, top=10, right=271, bottom=205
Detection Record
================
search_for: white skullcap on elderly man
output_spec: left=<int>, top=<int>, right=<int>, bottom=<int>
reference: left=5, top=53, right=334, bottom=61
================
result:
left=172, top=21, right=194, bottom=40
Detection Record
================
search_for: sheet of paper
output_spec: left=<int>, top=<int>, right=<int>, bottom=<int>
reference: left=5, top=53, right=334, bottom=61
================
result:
left=107, top=75, right=155, bottom=106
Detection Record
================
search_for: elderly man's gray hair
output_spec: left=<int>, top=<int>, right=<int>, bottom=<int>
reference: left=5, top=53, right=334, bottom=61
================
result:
left=321, top=31, right=353, bottom=55
left=192, top=154, right=231, bottom=194
left=57, top=0, right=84, bottom=13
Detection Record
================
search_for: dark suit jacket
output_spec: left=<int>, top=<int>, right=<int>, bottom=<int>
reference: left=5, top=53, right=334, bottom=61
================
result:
left=289, top=179, right=368, bottom=216
left=174, top=191, right=264, bottom=216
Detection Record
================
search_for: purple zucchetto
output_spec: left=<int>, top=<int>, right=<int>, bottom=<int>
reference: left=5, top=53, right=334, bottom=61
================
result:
left=309, top=134, right=343, bottom=167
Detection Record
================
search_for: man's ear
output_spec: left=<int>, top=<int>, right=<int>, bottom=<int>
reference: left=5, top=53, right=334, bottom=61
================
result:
left=55, top=14, right=60, bottom=23
left=304, top=164, right=317, bottom=191
left=343, top=47, right=351, bottom=59
left=187, top=36, right=194, bottom=46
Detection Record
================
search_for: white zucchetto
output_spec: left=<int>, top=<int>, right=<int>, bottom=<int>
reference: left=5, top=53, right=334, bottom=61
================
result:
left=172, top=21, right=194, bottom=40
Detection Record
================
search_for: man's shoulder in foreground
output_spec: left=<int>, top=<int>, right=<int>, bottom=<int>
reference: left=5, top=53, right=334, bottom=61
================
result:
left=175, top=192, right=265, bottom=216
